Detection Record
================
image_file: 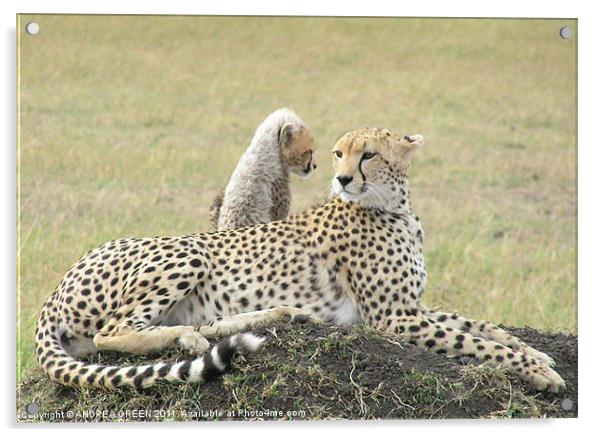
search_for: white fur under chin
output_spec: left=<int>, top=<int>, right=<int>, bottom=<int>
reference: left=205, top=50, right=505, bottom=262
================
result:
left=337, top=191, right=362, bottom=202
left=330, top=179, right=398, bottom=211
left=331, top=179, right=371, bottom=205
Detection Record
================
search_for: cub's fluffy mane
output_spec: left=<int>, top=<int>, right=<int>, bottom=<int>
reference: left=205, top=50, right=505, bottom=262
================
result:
left=210, top=108, right=309, bottom=230
left=235, top=107, right=307, bottom=182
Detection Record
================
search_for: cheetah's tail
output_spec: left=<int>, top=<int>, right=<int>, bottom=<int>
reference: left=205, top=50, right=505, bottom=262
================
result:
left=35, top=306, right=264, bottom=390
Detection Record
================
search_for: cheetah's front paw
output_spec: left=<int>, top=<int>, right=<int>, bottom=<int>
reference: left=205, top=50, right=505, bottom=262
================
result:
left=517, top=344, right=556, bottom=368
left=277, top=307, right=324, bottom=325
left=178, top=331, right=210, bottom=356
left=526, top=363, right=566, bottom=393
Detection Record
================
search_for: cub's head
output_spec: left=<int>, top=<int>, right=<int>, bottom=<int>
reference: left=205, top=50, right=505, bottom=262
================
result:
left=279, top=122, right=317, bottom=178
left=331, top=127, right=423, bottom=209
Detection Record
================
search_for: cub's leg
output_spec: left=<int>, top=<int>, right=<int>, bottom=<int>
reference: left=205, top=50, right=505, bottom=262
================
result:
left=94, top=322, right=210, bottom=356
left=385, top=313, right=565, bottom=392
left=420, top=305, right=555, bottom=367
left=197, top=306, right=323, bottom=339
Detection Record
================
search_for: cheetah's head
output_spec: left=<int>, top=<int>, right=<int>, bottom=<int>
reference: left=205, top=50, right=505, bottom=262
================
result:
left=331, top=127, right=423, bottom=210
left=279, top=123, right=317, bottom=178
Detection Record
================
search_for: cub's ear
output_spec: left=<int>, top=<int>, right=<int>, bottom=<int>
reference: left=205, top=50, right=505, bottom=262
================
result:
left=401, top=134, right=424, bottom=153
left=279, top=123, right=295, bottom=148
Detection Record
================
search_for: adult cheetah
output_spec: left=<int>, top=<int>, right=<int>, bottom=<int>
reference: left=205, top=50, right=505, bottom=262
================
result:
left=34, top=128, right=565, bottom=392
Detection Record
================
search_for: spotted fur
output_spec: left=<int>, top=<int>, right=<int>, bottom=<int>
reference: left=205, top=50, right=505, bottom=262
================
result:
left=35, top=127, right=564, bottom=392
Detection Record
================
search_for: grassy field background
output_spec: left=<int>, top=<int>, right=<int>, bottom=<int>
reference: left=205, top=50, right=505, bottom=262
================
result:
left=17, top=16, right=577, bottom=380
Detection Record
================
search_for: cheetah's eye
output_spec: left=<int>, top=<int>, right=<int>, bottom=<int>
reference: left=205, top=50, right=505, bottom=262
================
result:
left=333, top=151, right=343, bottom=158
left=362, top=152, right=377, bottom=160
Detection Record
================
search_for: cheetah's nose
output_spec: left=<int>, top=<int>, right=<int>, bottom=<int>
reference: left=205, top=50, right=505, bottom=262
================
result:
left=337, top=175, right=353, bottom=187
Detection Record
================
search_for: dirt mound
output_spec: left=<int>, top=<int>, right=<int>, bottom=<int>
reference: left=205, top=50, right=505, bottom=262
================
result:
left=17, top=322, right=577, bottom=421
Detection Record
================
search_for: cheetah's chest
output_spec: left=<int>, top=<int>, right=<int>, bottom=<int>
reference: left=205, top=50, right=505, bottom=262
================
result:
left=331, top=294, right=363, bottom=325
left=312, top=263, right=363, bottom=325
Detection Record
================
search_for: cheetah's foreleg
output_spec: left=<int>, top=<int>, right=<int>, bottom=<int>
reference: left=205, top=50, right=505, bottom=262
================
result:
left=95, top=324, right=210, bottom=356
left=386, top=314, right=565, bottom=392
left=197, top=306, right=323, bottom=338
left=420, top=305, right=555, bottom=367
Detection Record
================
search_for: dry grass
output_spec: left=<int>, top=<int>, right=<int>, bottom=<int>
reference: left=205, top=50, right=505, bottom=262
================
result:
left=17, top=16, right=576, bottom=380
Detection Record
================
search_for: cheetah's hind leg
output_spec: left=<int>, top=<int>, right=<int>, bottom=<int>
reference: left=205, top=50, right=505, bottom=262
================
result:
left=197, top=306, right=323, bottom=339
left=420, top=305, right=556, bottom=367
left=95, top=322, right=210, bottom=357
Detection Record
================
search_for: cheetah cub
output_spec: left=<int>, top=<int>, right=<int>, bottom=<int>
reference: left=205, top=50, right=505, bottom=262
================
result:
left=209, top=108, right=317, bottom=230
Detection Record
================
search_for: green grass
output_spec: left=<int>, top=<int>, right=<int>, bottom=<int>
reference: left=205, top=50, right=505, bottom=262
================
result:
left=17, top=16, right=577, bottom=380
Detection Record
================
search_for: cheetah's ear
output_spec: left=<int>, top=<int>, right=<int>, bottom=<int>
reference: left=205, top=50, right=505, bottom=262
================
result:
left=279, top=123, right=295, bottom=148
left=400, top=134, right=424, bottom=154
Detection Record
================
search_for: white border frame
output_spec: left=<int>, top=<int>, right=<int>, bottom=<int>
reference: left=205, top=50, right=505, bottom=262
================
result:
left=4, top=0, right=599, bottom=434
